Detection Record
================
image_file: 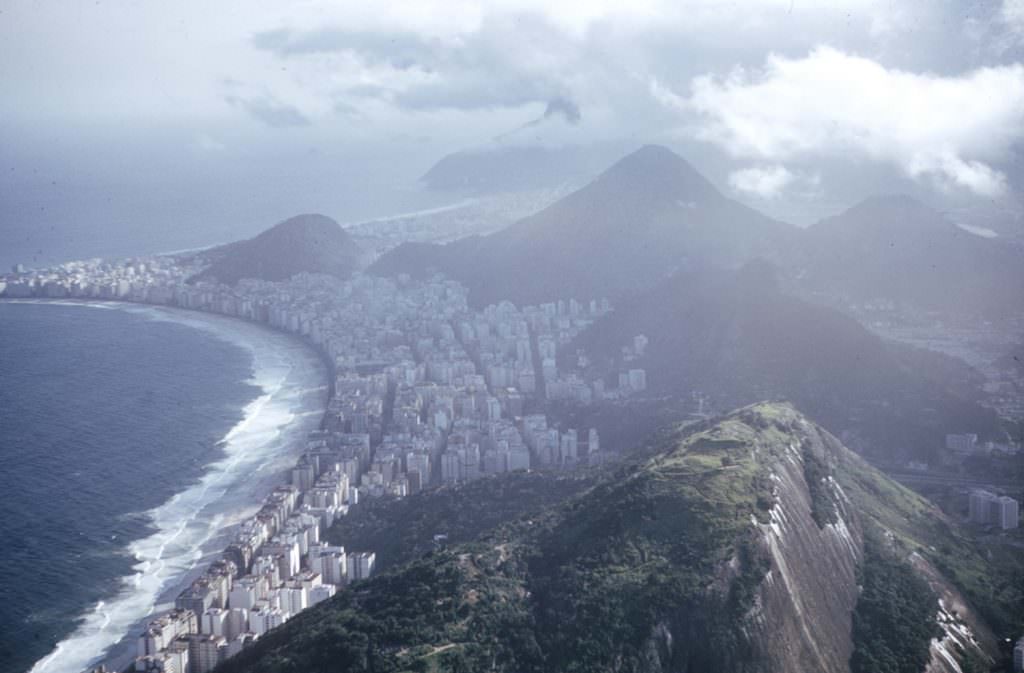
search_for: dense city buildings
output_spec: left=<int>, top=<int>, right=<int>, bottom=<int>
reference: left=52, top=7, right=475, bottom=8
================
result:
left=5, top=254, right=622, bottom=672
left=968, top=489, right=1020, bottom=530
left=12, top=238, right=1020, bottom=673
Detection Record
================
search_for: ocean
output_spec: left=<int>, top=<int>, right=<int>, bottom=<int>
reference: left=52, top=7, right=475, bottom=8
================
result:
left=0, top=138, right=455, bottom=272
left=0, top=301, right=328, bottom=673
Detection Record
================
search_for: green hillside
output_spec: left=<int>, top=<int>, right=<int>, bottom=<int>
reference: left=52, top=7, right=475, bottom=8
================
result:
left=216, top=403, right=1021, bottom=673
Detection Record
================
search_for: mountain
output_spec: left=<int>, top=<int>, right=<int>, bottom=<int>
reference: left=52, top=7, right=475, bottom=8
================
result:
left=793, top=195, right=1024, bottom=317
left=370, top=145, right=796, bottom=307
left=419, top=144, right=621, bottom=193
left=385, top=146, right=1024, bottom=319
left=216, top=403, right=1018, bottom=673
left=191, top=214, right=362, bottom=285
left=569, top=262, right=1000, bottom=458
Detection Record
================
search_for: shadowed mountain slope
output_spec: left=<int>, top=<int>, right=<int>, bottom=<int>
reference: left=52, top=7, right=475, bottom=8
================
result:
left=419, top=144, right=620, bottom=193
left=192, top=214, right=362, bottom=286
left=371, top=145, right=796, bottom=307
left=570, top=262, right=999, bottom=457
left=793, top=195, right=1024, bottom=317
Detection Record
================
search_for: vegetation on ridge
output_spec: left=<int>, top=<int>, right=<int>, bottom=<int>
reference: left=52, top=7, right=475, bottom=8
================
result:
left=325, top=470, right=597, bottom=573
left=215, top=403, right=1022, bottom=673
left=849, top=528, right=941, bottom=673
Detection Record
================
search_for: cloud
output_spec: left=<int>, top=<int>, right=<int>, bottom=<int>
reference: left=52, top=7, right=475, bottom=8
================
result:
left=491, top=95, right=583, bottom=143
left=192, top=134, right=226, bottom=153
left=658, top=47, right=1024, bottom=196
left=224, top=93, right=311, bottom=128
left=1003, top=0, right=1024, bottom=35
left=235, top=2, right=1010, bottom=148
left=0, top=0, right=1004, bottom=134
left=251, top=16, right=579, bottom=115
left=541, top=96, right=581, bottom=124
left=253, top=28, right=433, bottom=70
left=729, top=165, right=795, bottom=198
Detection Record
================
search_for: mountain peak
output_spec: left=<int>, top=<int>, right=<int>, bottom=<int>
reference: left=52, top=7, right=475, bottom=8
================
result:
left=843, top=194, right=934, bottom=218
left=418, top=143, right=624, bottom=192
left=270, top=212, right=342, bottom=232
left=596, top=144, right=723, bottom=204
left=810, top=194, right=948, bottom=238
left=370, top=143, right=789, bottom=307
left=625, top=143, right=680, bottom=162
left=191, top=213, right=362, bottom=285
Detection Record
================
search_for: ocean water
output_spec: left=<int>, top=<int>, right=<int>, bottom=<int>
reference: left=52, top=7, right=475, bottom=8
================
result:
left=0, top=301, right=327, bottom=673
left=0, top=137, right=455, bottom=271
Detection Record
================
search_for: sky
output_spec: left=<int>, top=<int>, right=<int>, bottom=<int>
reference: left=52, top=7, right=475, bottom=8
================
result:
left=2, top=0, right=1024, bottom=266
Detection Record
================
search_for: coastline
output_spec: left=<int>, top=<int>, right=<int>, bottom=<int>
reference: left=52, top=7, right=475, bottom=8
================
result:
left=7, top=300, right=331, bottom=673
left=339, top=196, right=478, bottom=228
left=2, top=252, right=606, bottom=673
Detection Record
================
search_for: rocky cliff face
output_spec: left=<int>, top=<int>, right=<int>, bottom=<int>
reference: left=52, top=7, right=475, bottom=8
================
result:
left=740, top=431, right=863, bottom=673
left=913, top=553, right=995, bottom=673
left=623, top=407, right=863, bottom=673
left=218, top=403, right=1005, bottom=673
left=635, top=405, right=994, bottom=673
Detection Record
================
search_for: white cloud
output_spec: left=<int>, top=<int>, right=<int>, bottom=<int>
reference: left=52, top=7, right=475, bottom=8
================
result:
left=728, top=164, right=795, bottom=198
left=192, top=134, right=226, bottom=153
left=661, top=47, right=1024, bottom=196
left=0, top=0, right=1015, bottom=154
left=1002, top=0, right=1024, bottom=35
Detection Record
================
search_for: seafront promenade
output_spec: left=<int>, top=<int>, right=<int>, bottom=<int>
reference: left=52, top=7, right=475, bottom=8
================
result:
left=3, top=255, right=623, bottom=673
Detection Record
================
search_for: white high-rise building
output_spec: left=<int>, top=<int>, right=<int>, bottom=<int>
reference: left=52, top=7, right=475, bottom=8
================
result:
left=202, top=608, right=228, bottom=638
left=441, top=451, right=460, bottom=483
left=406, top=452, right=431, bottom=485
left=309, top=583, right=336, bottom=606
left=1012, top=636, right=1024, bottom=672
left=969, top=489, right=997, bottom=524
left=347, top=552, right=376, bottom=581
left=248, top=605, right=288, bottom=637
left=227, top=576, right=265, bottom=610
left=560, top=430, right=578, bottom=465
left=633, top=334, right=648, bottom=356
left=486, top=396, right=502, bottom=421
left=262, top=540, right=301, bottom=579
left=946, top=433, right=979, bottom=455
left=628, top=369, right=647, bottom=392
left=282, top=584, right=308, bottom=616
left=188, top=634, right=227, bottom=673
left=969, top=490, right=1020, bottom=529
left=226, top=633, right=255, bottom=659
left=136, top=609, right=197, bottom=659
left=309, top=543, right=347, bottom=586
left=165, top=641, right=190, bottom=673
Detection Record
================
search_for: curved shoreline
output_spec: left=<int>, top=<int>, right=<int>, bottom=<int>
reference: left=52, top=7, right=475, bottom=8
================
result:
left=7, top=300, right=332, bottom=673
left=1, top=298, right=337, bottom=424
